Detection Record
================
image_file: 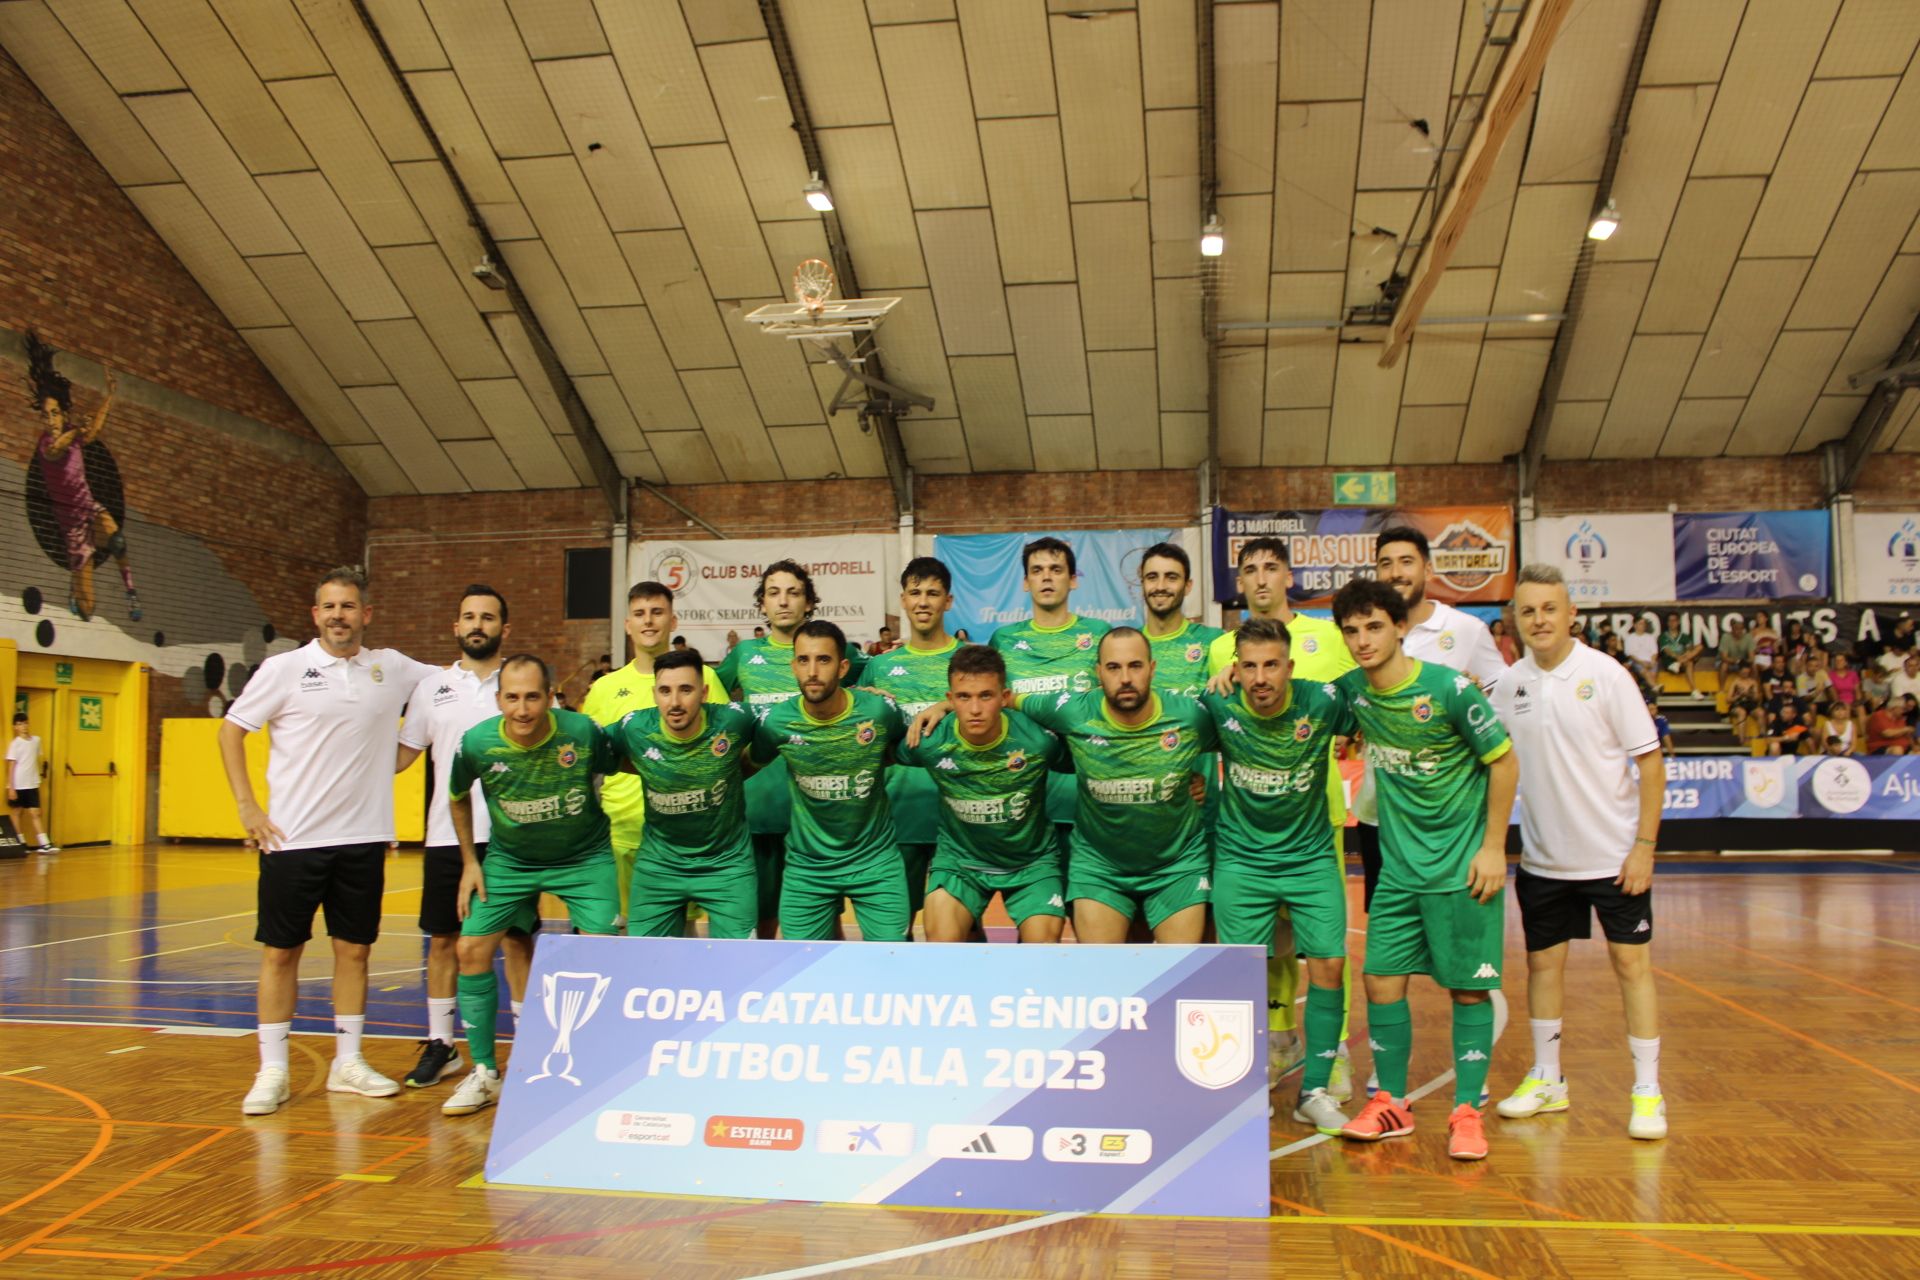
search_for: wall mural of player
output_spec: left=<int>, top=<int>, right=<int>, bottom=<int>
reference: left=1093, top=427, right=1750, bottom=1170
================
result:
left=24, top=332, right=140, bottom=622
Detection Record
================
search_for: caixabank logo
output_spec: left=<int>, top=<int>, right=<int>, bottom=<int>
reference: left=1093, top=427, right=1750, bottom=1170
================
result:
left=1430, top=519, right=1511, bottom=592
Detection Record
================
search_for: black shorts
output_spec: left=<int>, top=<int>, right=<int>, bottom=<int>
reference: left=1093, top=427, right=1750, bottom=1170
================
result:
left=1515, top=867, right=1652, bottom=951
left=418, top=844, right=537, bottom=938
left=10, top=787, right=40, bottom=809
left=256, top=842, right=386, bottom=949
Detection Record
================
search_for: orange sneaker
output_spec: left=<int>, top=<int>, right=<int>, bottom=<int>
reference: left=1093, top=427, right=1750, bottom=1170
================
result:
left=1448, top=1103, right=1488, bottom=1161
left=1340, top=1093, right=1415, bottom=1141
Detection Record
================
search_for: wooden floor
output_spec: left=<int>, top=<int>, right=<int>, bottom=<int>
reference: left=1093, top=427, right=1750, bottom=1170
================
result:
left=3, top=846, right=1919, bottom=1279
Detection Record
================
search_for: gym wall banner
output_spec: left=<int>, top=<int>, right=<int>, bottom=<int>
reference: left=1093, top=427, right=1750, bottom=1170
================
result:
left=1209, top=506, right=1515, bottom=607
left=1575, top=603, right=1915, bottom=658
left=632, top=536, right=891, bottom=653
left=932, top=528, right=1186, bottom=643
left=1659, top=756, right=1920, bottom=821
left=484, top=935, right=1270, bottom=1217
left=1523, top=513, right=1678, bottom=602
left=1852, top=512, right=1920, bottom=601
left=1672, top=511, right=1830, bottom=600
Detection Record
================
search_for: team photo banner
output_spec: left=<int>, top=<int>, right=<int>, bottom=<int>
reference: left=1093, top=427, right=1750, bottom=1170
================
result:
left=1672, top=511, right=1830, bottom=600
left=1852, top=512, right=1920, bottom=601
left=486, top=936, right=1270, bottom=1217
left=933, top=528, right=1183, bottom=642
left=1210, top=506, right=1515, bottom=606
left=1524, top=513, right=1678, bottom=602
left=633, top=535, right=890, bottom=650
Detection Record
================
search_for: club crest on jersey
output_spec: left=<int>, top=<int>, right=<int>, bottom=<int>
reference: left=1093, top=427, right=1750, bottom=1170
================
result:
left=370, top=665, right=384, bottom=683
left=1437, top=632, right=1456, bottom=652
left=1302, top=636, right=1318, bottom=653
left=1411, top=695, right=1434, bottom=723
left=711, top=733, right=731, bottom=757
left=1185, top=643, right=1204, bottom=662
left=856, top=720, right=877, bottom=745
left=1006, top=749, right=1028, bottom=771
left=1293, top=716, right=1313, bottom=742
left=1576, top=679, right=1596, bottom=701
left=1160, top=729, right=1181, bottom=750
left=1075, top=633, right=1093, bottom=650
left=557, top=743, right=579, bottom=767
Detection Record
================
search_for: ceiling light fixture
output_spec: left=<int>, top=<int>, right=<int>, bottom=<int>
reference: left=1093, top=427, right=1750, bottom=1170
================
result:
left=1587, top=198, right=1620, bottom=242
left=1200, top=216, right=1225, bottom=258
left=803, top=172, right=834, bottom=212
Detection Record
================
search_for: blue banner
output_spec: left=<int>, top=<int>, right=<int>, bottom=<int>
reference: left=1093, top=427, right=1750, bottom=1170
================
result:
left=485, top=936, right=1270, bottom=1217
left=933, top=529, right=1179, bottom=643
left=1659, top=755, right=1920, bottom=820
left=1672, top=511, right=1830, bottom=600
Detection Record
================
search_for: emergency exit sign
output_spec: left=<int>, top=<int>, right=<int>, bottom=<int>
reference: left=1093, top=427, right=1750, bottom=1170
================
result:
left=54, top=662, right=73, bottom=685
left=1334, top=472, right=1396, bottom=506
left=78, top=696, right=103, bottom=731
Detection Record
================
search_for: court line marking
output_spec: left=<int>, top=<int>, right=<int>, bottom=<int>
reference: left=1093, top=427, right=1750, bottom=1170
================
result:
left=28, top=1247, right=188, bottom=1262
left=0, top=1065, right=47, bottom=1075
left=0, top=881, right=426, bottom=955
left=1656, top=966, right=1920, bottom=1097
left=107, top=1046, right=146, bottom=1054
left=126, top=941, right=228, bottom=962
left=1270, top=1194, right=1501, bottom=1279
left=0, top=1077, right=115, bottom=1221
left=66, top=967, right=425, bottom=987
left=1666, top=923, right=1920, bottom=1016
left=1747, top=904, right=1920, bottom=952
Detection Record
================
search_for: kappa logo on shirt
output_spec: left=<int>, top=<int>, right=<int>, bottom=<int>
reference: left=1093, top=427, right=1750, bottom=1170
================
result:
left=936, top=757, right=957, bottom=771
left=1196, top=876, right=1211, bottom=891
left=1048, top=894, right=1065, bottom=908
left=1354, top=695, right=1371, bottom=708
left=1457, top=1049, right=1488, bottom=1062
left=488, top=762, right=511, bottom=775
left=644, top=747, right=665, bottom=762
left=1015, top=641, right=1032, bottom=651
left=1633, top=920, right=1651, bottom=933
left=888, top=666, right=908, bottom=677
left=1223, top=717, right=1243, bottom=734
left=787, top=733, right=807, bottom=745
left=432, top=684, right=459, bottom=706
left=1086, top=735, right=1109, bottom=746
left=614, top=687, right=632, bottom=699
left=1472, top=963, right=1499, bottom=979
left=1454, top=674, right=1472, bottom=694
left=749, top=655, right=768, bottom=665
left=302, top=668, right=323, bottom=680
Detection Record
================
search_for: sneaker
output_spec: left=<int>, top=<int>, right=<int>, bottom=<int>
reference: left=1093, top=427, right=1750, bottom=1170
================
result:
left=1628, top=1090, right=1667, bottom=1140
left=1689, top=689, right=1704, bottom=700
left=126, top=589, right=142, bottom=621
left=443, top=1065, right=501, bottom=1116
left=1448, top=1103, right=1489, bottom=1160
left=242, top=1065, right=290, bottom=1116
left=610, top=913, right=627, bottom=932
left=1496, top=1074, right=1570, bottom=1119
left=327, top=1054, right=400, bottom=1098
left=1340, top=1093, right=1414, bottom=1142
left=1293, top=1087, right=1350, bottom=1136
left=404, top=1039, right=463, bottom=1088
left=1327, top=1046, right=1355, bottom=1102
left=36, top=842, right=58, bottom=854
left=1266, top=1028, right=1302, bottom=1088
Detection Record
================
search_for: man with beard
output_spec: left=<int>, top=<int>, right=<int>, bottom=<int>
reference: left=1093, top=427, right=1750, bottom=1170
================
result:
left=717, top=561, right=865, bottom=939
left=394, top=586, right=536, bottom=1090
left=749, top=620, right=907, bottom=941
left=1139, top=542, right=1223, bottom=697
left=581, top=581, right=728, bottom=929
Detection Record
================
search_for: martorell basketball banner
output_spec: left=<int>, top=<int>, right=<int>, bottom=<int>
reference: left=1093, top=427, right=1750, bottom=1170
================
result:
left=1211, top=506, right=1515, bottom=607
left=484, top=935, right=1269, bottom=1217
left=632, top=535, right=890, bottom=651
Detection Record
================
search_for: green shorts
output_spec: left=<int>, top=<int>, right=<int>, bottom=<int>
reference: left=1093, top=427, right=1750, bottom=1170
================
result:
left=927, top=855, right=1067, bottom=926
left=627, top=854, right=758, bottom=940
left=1212, top=849, right=1347, bottom=959
left=463, top=853, right=619, bottom=938
left=1362, top=883, right=1505, bottom=990
left=779, top=852, right=909, bottom=942
left=1068, top=847, right=1211, bottom=930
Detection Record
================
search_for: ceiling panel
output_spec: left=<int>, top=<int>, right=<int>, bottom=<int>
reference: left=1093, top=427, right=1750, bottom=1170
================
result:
left=654, top=144, right=784, bottom=299
left=1640, top=0, right=1743, bottom=86
left=1815, top=0, right=1920, bottom=78
left=1658, top=397, right=1744, bottom=456
left=874, top=21, right=987, bottom=210
left=504, top=155, right=642, bottom=307
left=1356, top=0, right=1458, bottom=191
left=460, top=376, right=580, bottom=486
left=583, top=306, right=699, bottom=432
left=296, top=0, right=439, bottom=160
left=1593, top=86, right=1717, bottom=263
left=950, top=355, right=1033, bottom=471
left=1087, top=349, right=1161, bottom=470
left=124, top=185, right=286, bottom=327
left=721, top=298, right=826, bottom=427
left=1741, top=78, right=1898, bottom=258
left=1724, top=328, right=1851, bottom=455
left=1214, top=2, right=1277, bottom=196
left=1636, top=177, right=1765, bottom=333
left=957, top=0, right=1055, bottom=118
left=258, top=171, right=411, bottom=318
left=537, top=55, right=681, bottom=231
left=211, top=0, right=331, bottom=80
left=1523, top=0, right=1645, bottom=185
left=1690, top=0, right=1841, bottom=177
left=357, top=318, right=494, bottom=438
left=595, top=0, right=722, bottom=146
left=1327, top=342, right=1404, bottom=464
left=1073, top=201, right=1156, bottom=350
left=1007, top=284, right=1091, bottom=416
left=919, top=208, right=1014, bottom=356
left=128, top=93, right=297, bottom=254
left=129, top=0, right=312, bottom=173
left=681, top=368, right=786, bottom=481
left=376, top=243, right=514, bottom=378
left=816, top=126, right=927, bottom=289
left=780, top=0, right=889, bottom=127
left=46, top=0, right=181, bottom=93
left=982, top=117, right=1076, bottom=284
left=1593, top=333, right=1702, bottom=457
left=700, top=41, right=811, bottom=224
left=1683, top=257, right=1812, bottom=398
left=421, top=0, right=569, bottom=157
left=1279, top=0, right=1367, bottom=102
left=343, top=383, right=468, bottom=490
left=250, top=254, right=393, bottom=386
left=1555, top=261, right=1655, bottom=400
left=1051, top=11, right=1146, bottom=203
left=1262, top=406, right=1329, bottom=466
left=1785, top=170, right=1920, bottom=331
left=1214, top=345, right=1263, bottom=466
left=268, top=76, right=430, bottom=247
left=1458, top=339, right=1551, bottom=462
left=618, top=231, right=738, bottom=370
left=1273, top=101, right=1362, bottom=273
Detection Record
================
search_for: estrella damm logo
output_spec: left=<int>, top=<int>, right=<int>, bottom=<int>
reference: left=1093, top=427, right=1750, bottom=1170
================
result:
left=856, top=720, right=876, bottom=745
left=711, top=733, right=731, bottom=757
left=1576, top=679, right=1596, bottom=702
left=1075, top=632, right=1093, bottom=650
left=1184, top=643, right=1204, bottom=663
left=557, top=743, right=579, bottom=767
left=1293, top=716, right=1313, bottom=742
left=1411, top=695, right=1433, bottom=723
left=1006, top=749, right=1028, bottom=771
left=1160, top=730, right=1181, bottom=751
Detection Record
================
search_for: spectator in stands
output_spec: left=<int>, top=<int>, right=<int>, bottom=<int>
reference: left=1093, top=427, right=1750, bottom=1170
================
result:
left=1749, top=613, right=1781, bottom=668
left=1624, top=618, right=1659, bottom=689
left=1717, top=615, right=1755, bottom=679
left=1648, top=698, right=1675, bottom=755
left=589, top=653, right=613, bottom=684
left=1796, top=649, right=1833, bottom=711
left=1864, top=693, right=1913, bottom=755
left=1783, top=619, right=1810, bottom=665
left=1817, top=701, right=1856, bottom=756
left=1891, top=652, right=1920, bottom=707
left=1878, top=616, right=1917, bottom=674
left=725, top=629, right=740, bottom=653
left=1829, top=651, right=1861, bottom=709
left=753, top=625, right=766, bottom=639
left=1862, top=659, right=1893, bottom=708
left=954, top=628, right=971, bottom=642
left=1761, top=663, right=1804, bottom=737
left=1723, top=662, right=1762, bottom=743
left=671, top=635, right=689, bottom=651
left=1659, top=612, right=1705, bottom=699
left=1490, top=616, right=1518, bottom=665
left=1760, top=699, right=1811, bottom=757
left=867, top=625, right=897, bottom=657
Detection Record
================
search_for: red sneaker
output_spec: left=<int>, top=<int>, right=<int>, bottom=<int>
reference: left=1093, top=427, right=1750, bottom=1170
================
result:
left=1448, top=1103, right=1488, bottom=1161
left=1340, top=1093, right=1415, bottom=1141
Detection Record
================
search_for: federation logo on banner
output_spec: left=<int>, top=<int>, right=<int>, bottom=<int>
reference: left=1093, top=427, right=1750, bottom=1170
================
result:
left=649, top=546, right=694, bottom=593
left=528, top=970, right=612, bottom=1086
left=1565, top=519, right=1608, bottom=573
left=1743, top=759, right=1790, bottom=810
left=1890, top=519, right=1920, bottom=571
left=1429, top=519, right=1510, bottom=591
left=1809, top=757, right=1872, bottom=814
left=1175, top=1000, right=1255, bottom=1090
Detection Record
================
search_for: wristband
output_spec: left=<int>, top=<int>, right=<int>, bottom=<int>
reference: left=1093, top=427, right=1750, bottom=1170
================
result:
left=1634, top=836, right=1655, bottom=846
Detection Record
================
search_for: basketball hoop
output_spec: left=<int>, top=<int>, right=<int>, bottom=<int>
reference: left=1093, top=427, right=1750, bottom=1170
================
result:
left=794, top=259, right=835, bottom=313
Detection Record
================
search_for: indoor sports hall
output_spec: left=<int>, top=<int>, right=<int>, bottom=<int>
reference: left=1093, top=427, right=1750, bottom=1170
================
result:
left=2, top=2, right=1918, bottom=1277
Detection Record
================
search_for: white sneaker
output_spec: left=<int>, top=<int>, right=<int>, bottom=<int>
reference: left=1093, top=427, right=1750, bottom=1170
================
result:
left=1327, top=1045, right=1355, bottom=1102
left=327, top=1054, right=400, bottom=1098
left=1628, top=1089, right=1667, bottom=1140
left=36, top=842, right=58, bottom=853
left=1292, top=1087, right=1350, bottom=1135
left=1365, top=1067, right=1380, bottom=1098
left=1266, top=1029, right=1302, bottom=1088
left=243, top=1065, right=290, bottom=1115
left=443, top=1065, right=502, bottom=1116
left=1497, top=1074, right=1570, bottom=1118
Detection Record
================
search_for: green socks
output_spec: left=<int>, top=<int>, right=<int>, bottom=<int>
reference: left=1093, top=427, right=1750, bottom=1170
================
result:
left=1368, top=998, right=1413, bottom=1099
left=457, top=971, right=499, bottom=1071
left=1301, top=984, right=1346, bottom=1092
left=1453, top=998, right=1496, bottom=1105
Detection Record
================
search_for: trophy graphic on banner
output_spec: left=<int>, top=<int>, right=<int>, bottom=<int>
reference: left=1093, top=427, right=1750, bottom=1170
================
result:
left=527, top=970, right=612, bottom=1086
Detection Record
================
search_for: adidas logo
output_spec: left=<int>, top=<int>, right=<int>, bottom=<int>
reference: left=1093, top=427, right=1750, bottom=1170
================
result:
left=936, top=758, right=958, bottom=770
left=1633, top=920, right=1651, bottom=933
left=1473, top=963, right=1499, bottom=979
left=889, top=666, right=908, bottom=677
left=645, top=747, right=664, bottom=762
left=964, top=1132, right=998, bottom=1154
left=1458, top=1049, right=1488, bottom=1062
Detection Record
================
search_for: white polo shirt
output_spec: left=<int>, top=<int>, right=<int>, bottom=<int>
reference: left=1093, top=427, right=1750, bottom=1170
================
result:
left=7, top=735, right=41, bottom=790
left=398, top=662, right=500, bottom=847
left=1405, top=599, right=1506, bottom=690
left=226, top=639, right=438, bottom=851
left=1489, top=640, right=1660, bottom=879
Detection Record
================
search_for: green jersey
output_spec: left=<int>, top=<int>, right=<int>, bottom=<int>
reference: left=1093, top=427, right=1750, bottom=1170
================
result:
left=1018, top=690, right=1218, bottom=873
left=991, top=614, right=1109, bottom=698
left=1204, top=681, right=1354, bottom=866
left=896, top=710, right=1066, bottom=872
left=1336, top=661, right=1511, bottom=893
left=1147, top=619, right=1225, bottom=697
left=579, top=660, right=729, bottom=850
left=863, top=637, right=961, bottom=845
left=1209, top=612, right=1357, bottom=825
left=751, top=687, right=905, bottom=872
left=613, top=703, right=756, bottom=866
left=716, top=634, right=868, bottom=709
left=450, top=709, right=621, bottom=866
